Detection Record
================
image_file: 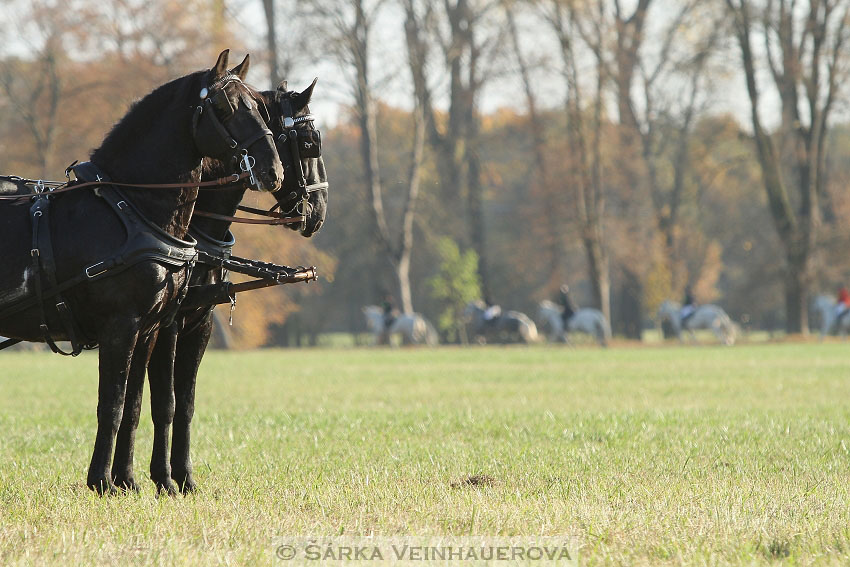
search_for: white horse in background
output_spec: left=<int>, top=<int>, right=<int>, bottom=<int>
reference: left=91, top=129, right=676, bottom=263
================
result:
left=362, top=306, right=438, bottom=346
left=463, top=300, right=539, bottom=344
left=812, top=295, right=850, bottom=339
left=537, top=300, right=611, bottom=347
left=657, top=300, right=736, bottom=346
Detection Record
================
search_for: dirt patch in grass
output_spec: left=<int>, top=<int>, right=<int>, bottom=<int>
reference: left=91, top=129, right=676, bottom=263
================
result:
left=451, top=474, right=496, bottom=488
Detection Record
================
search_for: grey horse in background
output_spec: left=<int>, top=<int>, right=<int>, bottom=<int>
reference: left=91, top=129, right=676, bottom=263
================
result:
left=463, top=300, right=538, bottom=344
left=537, top=300, right=611, bottom=346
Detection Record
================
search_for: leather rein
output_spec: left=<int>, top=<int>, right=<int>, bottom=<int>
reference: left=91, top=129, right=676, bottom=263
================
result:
left=192, top=204, right=302, bottom=225
left=0, top=171, right=253, bottom=201
left=0, top=173, right=306, bottom=226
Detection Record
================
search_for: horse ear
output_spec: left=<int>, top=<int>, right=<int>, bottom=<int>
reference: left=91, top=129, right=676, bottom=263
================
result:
left=231, top=54, right=250, bottom=81
left=212, top=49, right=230, bottom=79
left=292, top=78, right=318, bottom=108
left=277, top=80, right=288, bottom=92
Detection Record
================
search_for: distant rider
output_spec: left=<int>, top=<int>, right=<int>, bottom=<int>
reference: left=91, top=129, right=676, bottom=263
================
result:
left=381, top=294, right=397, bottom=336
left=834, top=287, right=850, bottom=326
left=679, top=286, right=697, bottom=327
left=558, top=284, right=577, bottom=331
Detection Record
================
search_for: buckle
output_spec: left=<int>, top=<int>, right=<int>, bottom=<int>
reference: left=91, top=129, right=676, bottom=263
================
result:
left=85, top=262, right=107, bottom=278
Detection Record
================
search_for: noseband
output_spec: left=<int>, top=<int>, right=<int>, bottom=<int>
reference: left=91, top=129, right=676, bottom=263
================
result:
left=192, top=74, right=274, bottom=189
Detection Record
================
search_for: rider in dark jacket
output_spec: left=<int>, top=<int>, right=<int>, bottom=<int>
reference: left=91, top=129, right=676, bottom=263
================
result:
left=680, top=286, right=697, bottom=325
left=381, top=294, right=397, bottom=329
left=558, top=284, right=577, bottom=329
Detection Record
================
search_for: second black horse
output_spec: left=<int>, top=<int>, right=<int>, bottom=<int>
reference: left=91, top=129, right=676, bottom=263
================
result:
left=111, top=79, right=328, bottom=494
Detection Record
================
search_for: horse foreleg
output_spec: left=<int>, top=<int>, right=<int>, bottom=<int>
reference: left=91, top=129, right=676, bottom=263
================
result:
left=148, top=323, right=178, bottom=496
left=87, top=320, right=139, bottom=495
left=171, top=313, right=213, bottom=494
left=111, top=334, right=156, bottom=492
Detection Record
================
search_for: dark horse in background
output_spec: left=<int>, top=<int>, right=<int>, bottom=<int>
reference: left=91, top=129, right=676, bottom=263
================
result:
left=0, top=50, right=283, bottom=494
left=112, top=79, right=328, bottom=495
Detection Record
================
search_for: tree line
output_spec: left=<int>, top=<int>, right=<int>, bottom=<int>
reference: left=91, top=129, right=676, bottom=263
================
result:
left=3, top=0, right=850, bottom=346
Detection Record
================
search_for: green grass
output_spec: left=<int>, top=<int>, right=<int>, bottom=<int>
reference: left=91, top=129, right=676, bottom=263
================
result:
left=2, top=343, right=850, bottom=565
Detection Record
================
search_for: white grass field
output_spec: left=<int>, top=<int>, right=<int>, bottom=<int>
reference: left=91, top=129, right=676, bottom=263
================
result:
left=2, top=343, right=850, bottom=565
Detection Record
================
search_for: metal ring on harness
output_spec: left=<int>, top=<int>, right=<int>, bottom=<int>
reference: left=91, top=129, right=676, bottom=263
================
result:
left=240, top=150, right=258, bottom=188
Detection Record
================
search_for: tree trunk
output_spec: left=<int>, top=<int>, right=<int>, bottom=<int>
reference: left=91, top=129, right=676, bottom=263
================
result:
left=506, top=4, right=565, bottom=285
left=261, top=0, right=281, bottom=86
left=393, top=99, right=426, bottom=314
left=723, top=0, right=845, bottom=334
left=784, top=266, right=807, bottom=336
left=466, top=144, right=488, bottom=296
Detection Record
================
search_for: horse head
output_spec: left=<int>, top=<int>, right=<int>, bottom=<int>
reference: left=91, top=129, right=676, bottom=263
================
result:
left=264, top=80, right=328, bottom=237
left=193, top=50, right=283, bottom=193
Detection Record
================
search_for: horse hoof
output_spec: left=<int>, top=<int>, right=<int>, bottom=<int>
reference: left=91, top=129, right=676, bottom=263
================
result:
left=155, top=479, right=180, bottom=497
left=180, top=478, right=198, bottom=495
left=113, top=477, right=141, bottom=493
left=172, top=472, right=197, bottom=494
left=87, top=478, right=119, bottom=496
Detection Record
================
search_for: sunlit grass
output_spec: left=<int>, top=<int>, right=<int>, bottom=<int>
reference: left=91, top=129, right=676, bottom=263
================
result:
left=2, top=343, right=850, bottom=565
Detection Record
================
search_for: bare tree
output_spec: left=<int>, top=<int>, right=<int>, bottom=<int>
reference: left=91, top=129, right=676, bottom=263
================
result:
left=0, top=42, right=61, bottom=177
left=404, top=0, right=506, bottom=296
left=631, top=2, right=722, bottom=294
left=261, top=0, right=283, bottom=85
left=535, top=0, right=611, bottom=321
left=725, top=0, right=850, bottom=333
left=504, top=2, right=569, bottom=291
left=260, top=0, right=303, bottom=86
left=305, top=0, right=425, bottom=313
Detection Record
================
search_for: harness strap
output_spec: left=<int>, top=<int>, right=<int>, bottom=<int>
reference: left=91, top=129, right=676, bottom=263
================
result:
left=0, top=185, right=198, bottom=342
left=29, top=198, right=89, bottom=355
left=192, top=209, right=303, bottom=225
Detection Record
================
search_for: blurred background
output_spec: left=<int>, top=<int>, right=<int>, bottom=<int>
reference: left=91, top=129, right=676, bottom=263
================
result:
left=3, top=0, right=850, bottom=347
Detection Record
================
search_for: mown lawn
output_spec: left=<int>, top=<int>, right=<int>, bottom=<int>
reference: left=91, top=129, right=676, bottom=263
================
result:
left=2, top=343, right=850, bottom=565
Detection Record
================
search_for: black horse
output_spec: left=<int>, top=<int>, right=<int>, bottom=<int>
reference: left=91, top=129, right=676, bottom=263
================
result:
left=110, top=80, right=328, bottom=495
left=0, top=50, right=283, bottom=494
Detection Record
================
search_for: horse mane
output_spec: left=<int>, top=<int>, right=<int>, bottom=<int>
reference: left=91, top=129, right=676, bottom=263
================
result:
left=91, top=70, right=207, bottom=166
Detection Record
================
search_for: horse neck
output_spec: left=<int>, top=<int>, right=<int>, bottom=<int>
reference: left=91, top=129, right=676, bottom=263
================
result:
left=191, top=159, right=248, bottom=240
left=90, top=75, right=204, bottom=238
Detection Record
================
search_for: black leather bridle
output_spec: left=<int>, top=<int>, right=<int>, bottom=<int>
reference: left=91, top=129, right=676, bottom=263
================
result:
left=191, top=74, right=275, bottom=190
left=271, top=93, right=328, bottom=216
